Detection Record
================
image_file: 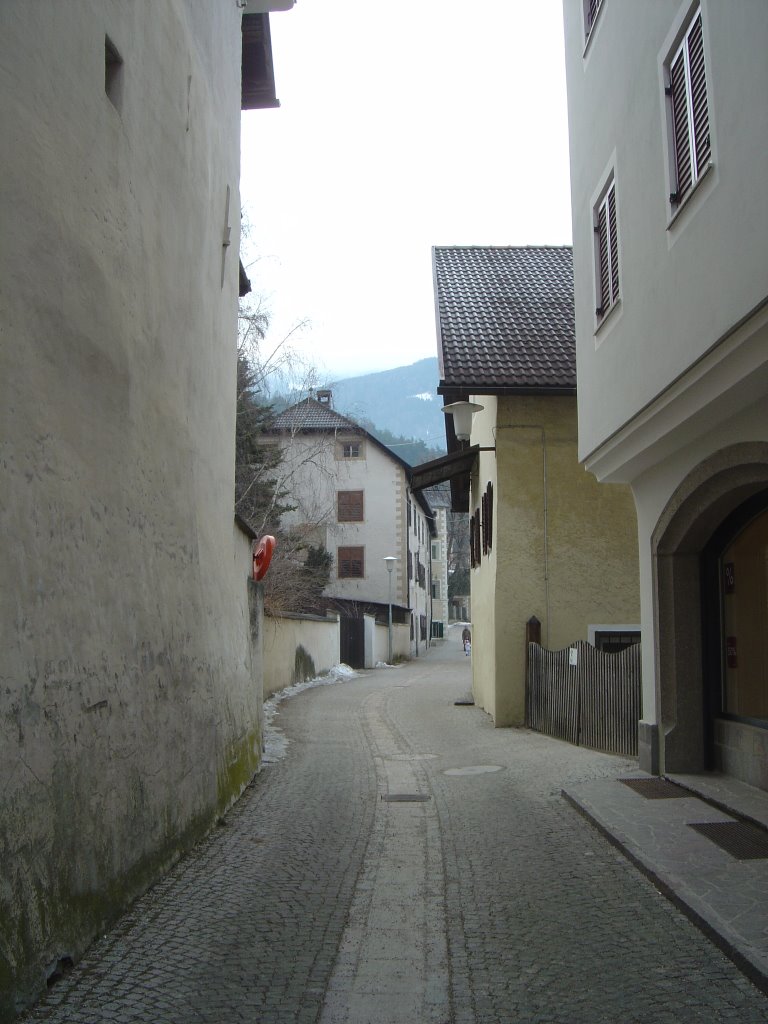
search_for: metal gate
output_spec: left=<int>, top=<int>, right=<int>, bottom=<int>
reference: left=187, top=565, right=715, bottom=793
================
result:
left=526, top=639, right=641, bottom=757
left=339, top=616, right=365, bottom=669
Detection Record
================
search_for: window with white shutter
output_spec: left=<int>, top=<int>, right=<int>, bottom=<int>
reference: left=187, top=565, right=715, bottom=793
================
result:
left=594, top=178, right=619, bottom=322
left=666, top=8, right=711, bottom=208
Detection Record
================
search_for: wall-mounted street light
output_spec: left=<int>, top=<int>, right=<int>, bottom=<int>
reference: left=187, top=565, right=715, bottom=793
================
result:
left=384, top=556, right=397, bottom=663
left=442, top=401, right=484, bottom=443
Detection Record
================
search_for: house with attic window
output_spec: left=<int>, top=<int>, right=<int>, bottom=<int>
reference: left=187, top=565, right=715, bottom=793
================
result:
left=267, top=390, right=435, bottom=661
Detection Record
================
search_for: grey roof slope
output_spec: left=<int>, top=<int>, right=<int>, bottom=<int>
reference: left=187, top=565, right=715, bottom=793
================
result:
left=269, top=397, right=363, bottom=433
left=434, top=246, right=575, bottom=392
left=268, top=397, right=435, bottom=523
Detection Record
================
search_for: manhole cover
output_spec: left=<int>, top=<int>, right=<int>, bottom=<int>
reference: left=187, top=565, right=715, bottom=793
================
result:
left=689, top=820, right=768, bottom=860
left=381, top=793, right=431, bottom=802
left=619, top=778, right=688, bottom=799
left=443, top=765, right=503, bottom=777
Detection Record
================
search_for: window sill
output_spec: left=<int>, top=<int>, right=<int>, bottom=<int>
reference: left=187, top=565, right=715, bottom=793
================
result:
left=594, top=295, right=621, bottom=338
left=667, top=159, right=714, bottom=230
left=716, top=712, right=768, bottom=733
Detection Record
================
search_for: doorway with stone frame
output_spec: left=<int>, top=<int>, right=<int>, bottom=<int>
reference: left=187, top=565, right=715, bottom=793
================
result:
left=652, top=443, right=768, bottom=788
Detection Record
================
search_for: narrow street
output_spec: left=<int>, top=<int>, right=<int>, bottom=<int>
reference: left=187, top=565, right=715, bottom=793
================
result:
left=22, top=629, right=768, bottom=1024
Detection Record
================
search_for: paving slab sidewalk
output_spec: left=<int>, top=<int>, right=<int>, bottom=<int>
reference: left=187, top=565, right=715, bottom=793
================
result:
left=564, top=770, right=768, bottom=996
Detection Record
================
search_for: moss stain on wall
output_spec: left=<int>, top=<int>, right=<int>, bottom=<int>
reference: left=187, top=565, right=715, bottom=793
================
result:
left=293, top=645, right=316, bottom=684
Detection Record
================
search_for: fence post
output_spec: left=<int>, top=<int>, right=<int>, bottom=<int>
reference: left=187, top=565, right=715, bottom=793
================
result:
left=525, top=616, right=541, bottom=726
left=526, top=616, right=541, bottom=649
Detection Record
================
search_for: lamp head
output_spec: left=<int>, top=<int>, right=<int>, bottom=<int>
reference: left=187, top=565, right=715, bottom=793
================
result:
left=441, top=401, right=484, bottom=442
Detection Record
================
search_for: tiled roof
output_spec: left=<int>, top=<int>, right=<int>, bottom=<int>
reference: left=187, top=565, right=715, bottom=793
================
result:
left=433, top=246, right=575, bottom=391
left=269, top=398, right=363, bottom=433
left=269, top=398, right=434, bottom=518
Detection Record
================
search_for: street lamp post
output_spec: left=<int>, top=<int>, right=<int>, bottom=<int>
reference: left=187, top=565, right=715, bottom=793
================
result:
left=383, top=556, right=397, bottom=664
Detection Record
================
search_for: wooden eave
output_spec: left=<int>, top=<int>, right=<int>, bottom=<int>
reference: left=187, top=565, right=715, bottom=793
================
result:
left=242, top=13, right=279, bottom=110
left=410, top=446, right=479, bottom=514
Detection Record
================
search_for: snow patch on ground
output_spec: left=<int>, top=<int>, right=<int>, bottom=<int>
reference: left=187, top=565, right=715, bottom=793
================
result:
left=262, top=663, right=360, bottom=766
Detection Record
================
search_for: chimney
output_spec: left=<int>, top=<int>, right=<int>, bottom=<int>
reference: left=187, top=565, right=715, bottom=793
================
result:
left=316, top=389, right=332, bottom=407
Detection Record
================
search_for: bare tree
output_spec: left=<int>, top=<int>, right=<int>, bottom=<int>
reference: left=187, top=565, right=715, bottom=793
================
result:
left=235, top=291, right=336, bottom=615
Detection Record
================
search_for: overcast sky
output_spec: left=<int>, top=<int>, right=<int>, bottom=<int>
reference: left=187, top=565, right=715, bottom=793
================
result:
left=240, top=0, right=573, bottom=384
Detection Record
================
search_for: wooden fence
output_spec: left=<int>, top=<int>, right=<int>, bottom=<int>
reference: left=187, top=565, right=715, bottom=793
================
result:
left=526, top=638, right=641, bottom=757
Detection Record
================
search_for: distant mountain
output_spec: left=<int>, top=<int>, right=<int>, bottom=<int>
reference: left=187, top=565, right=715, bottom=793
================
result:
left=329, top=357, right=445, bottom=451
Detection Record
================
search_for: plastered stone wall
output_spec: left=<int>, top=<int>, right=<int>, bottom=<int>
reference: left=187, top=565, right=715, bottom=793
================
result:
left=262, top=614, right=341, bottom=698
left=0, top=5, right=261, bottom=1017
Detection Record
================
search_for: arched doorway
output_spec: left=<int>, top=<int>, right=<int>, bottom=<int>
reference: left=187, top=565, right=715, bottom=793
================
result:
left=652, top=443, right=768, bottom=783
left=702, top=493, right=768, bottom=774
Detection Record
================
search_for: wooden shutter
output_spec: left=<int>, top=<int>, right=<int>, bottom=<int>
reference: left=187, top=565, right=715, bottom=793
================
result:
left=241, top=14, right=278, bottom=111
left=585, top=0, right=601, bottom=38
left=597, top=201, right=609, bottom=315
left=338, top=546, right=364, bottom=578
left=337, top=490, right=363, bottom=522
left=481, top=492, right=488, bottom=556
left=669, top=10, right=709, bottom=205
left=688, top=13, right=710, bottom=174
left=608, top=185, right=619, bottom=302
left=485, top=482, right=493, bottom=554
left=669, top=46, right=692, bottom=202
left=596, top=183, right=618, bottom=317
left=470, top=508, right=481, bottom=568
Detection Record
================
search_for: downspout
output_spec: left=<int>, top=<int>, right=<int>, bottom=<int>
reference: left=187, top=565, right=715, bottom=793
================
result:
left=493, top=425, right=550, bottom=646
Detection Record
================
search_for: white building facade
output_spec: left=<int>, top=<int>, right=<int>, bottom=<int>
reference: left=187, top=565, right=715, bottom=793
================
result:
left=269, top=393, right=434, bottom=657
left=563, top=0, right=768, bottom=785
left=430, top=508, right=450, bottom=640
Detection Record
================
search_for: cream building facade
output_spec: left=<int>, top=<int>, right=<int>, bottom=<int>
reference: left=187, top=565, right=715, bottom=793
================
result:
left=415, top=247, right=640, bottom=726
left=562, top=0, right=768, bottom=784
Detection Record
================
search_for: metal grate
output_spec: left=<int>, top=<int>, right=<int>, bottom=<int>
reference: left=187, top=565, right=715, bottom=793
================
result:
left=381, top=793, right=431, bottom=803
left=619, top=778, right=688, bottom=800
left=689, top=820, right=768, bottom=860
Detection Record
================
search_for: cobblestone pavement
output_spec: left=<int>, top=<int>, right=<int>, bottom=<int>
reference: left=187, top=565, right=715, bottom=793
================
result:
left=20, top=630, right=768, bottom=1023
